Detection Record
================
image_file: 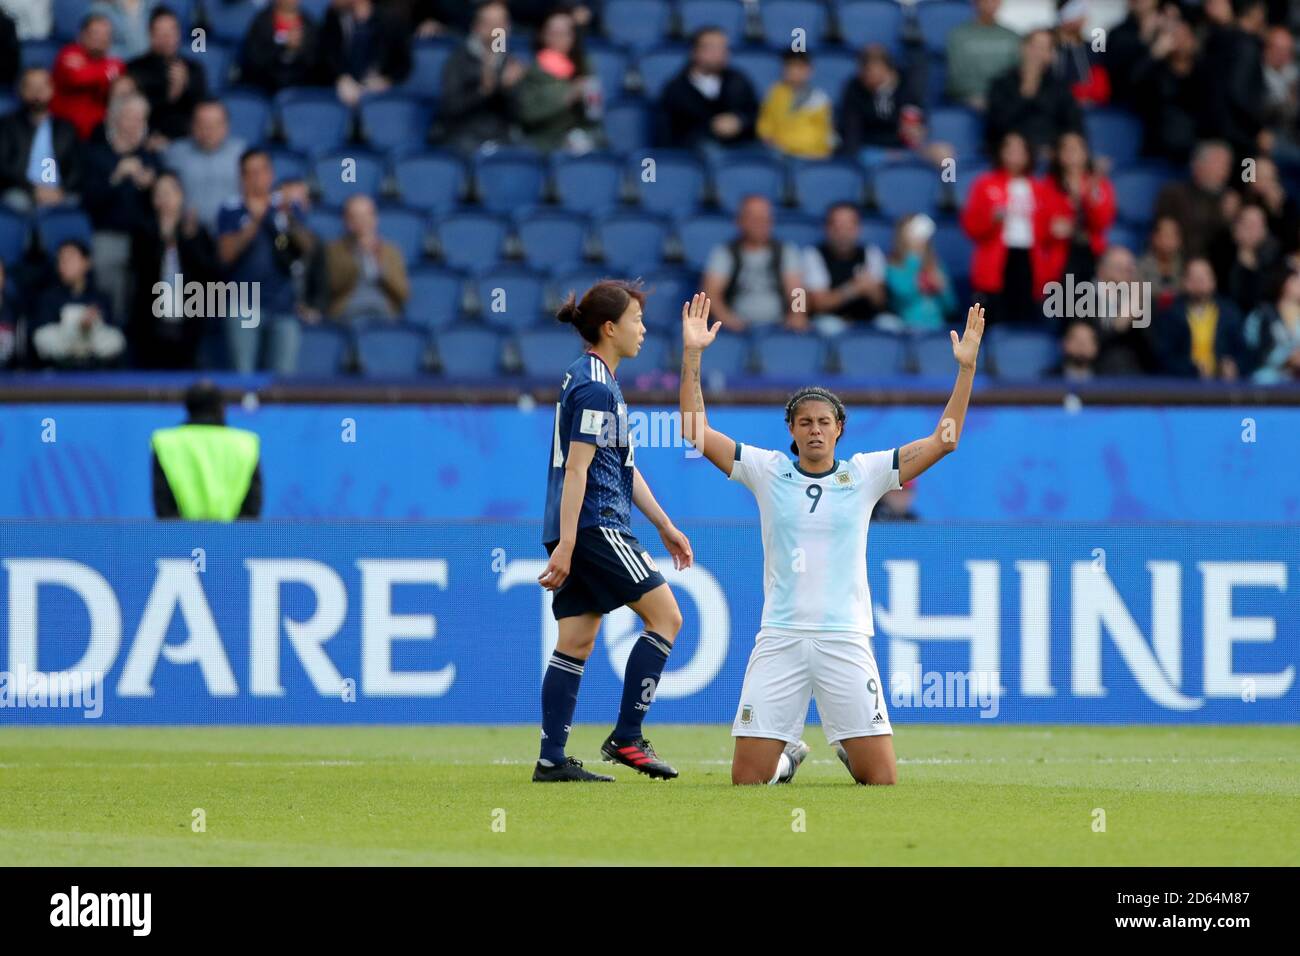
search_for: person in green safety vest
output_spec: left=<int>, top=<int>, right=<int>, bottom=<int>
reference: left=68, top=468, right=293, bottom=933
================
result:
left=151, top=379, right=262, bottom=520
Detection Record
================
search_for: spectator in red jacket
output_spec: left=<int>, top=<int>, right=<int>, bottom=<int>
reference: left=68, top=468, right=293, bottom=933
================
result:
left=51, top=13, right=126, bottom=140
left=1035, top=130, right=1116, bottom=289
left=961, top=131, right=1048, bottom=325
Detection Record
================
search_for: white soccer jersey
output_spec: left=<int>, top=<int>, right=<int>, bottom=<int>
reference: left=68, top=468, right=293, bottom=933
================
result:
left=729, top=443, right=901, bottom=636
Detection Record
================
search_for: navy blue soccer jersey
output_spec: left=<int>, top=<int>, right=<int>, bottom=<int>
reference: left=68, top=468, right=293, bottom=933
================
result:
left=543, top=351, right=635, bottom=545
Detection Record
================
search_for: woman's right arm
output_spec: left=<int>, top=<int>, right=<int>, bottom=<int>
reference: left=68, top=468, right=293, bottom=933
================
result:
left=679, top=292, right=737, bottom=476
left=537, top=439, right=594, bottom=591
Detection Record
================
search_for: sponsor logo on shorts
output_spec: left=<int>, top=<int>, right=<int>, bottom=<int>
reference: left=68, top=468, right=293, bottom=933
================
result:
left=872, top=712, right=885, bottom=724
left=641, top=551, right=658, bottom=573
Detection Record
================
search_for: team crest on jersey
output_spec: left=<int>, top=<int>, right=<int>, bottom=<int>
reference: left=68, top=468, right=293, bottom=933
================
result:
left=740, top=704, right=754, bottom=725
left=834, top=472, right=853, bottom=487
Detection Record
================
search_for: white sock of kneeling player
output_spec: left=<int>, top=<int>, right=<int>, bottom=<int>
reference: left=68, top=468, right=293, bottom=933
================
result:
left=768, top=752, right=792, bottom=785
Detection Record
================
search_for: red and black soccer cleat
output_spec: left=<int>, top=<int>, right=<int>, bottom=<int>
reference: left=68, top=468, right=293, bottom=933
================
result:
left=600, top=734, right=679, bottom=779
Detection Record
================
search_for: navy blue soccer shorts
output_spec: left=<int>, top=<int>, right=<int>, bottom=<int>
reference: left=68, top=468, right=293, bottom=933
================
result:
left=545, top=526, right=667, bottom=619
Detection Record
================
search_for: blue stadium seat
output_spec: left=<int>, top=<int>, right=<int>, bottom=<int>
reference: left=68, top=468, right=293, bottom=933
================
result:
left=597, top=213, right=668, bottom=272
left=774, top=212, right=821, bottom=247
left=223, top=90, right=273, bottom=145
left=1107, top=224, right=1144, bottom=255
left=52, top=0, right=90, bottom=41
left=517, top=327, right=586, bottom=378
left=916, top=1, right=973, bottom=56
left=637, top=46, right=689, bottom=100
left=912, top=330, right=958, bottom=375
left=552, top=153, right=624, bottom=215
left=873, top=163, right=942, bottom=219
left=356, top=324, right=430, bottom=377
left=404, top=267, right=465, bottom=329
left=277, top=93, right=352, bottom=157
left=266, top=148, right=308, bottom=185
left=678, top=214, right=736, bottom=271
left=35, top=207, right=92, bottom=254
left=814, top=51, right=858, bottom=107
left=359, top=95, right=430, bottom=153
left=299, top=0, right=332, bottom=20
left=433, top=326, right=503, bottom=379
left=604, top=100, right=651, bottom=154
left=643, top=269, right=696, bottom=329
left=928, top=106, right=983, bottom=161
left=679, top=1, right=747, bottom=46
left=313, top=151, right=384, bottom=207
left=305, top=207, right=343, bottom=243
left=860, top=215, right=894, bottom=253
left=990, top=328, right=1060, bottom=380
left=1112, top=167, right=1169, bottom=228
left=376, top=206, right=429, bottom=263
left=926, top=52, right=949, bottom=106
left=792, top=160, right=866, bottom=217
left=293, top=324, right=351, bottom=377
left=835, top=330, right=908, bottom=377
left=587, top=43, right=630, bottom=100
left=714, top=156, right=785, bottom=213
left=516, top=210, right=589, bottom=275
left=474, top=151, right=547, bottom=215
left=476, top=269, right=547, bottom=330
left=631, top=152, right=706, bottom=220
left=603, top=0, right=673, bottom=53
left=754, top=332, right=827, bottom=377
left=436, top=213, right=507, bottom=273
left=730, top=48, right=782, bottom=99
left=206, top=1, right=260, bottom=45
left=837, top=1, right=905, bottom=58
left=202, top=43, right=235, bottom=95
left=951, top=162, right=991, bottom=208
left=932, top=220, right=973, bottom=282
left=1085, top=109, right=1143, bottom=168
left=0, top=209, right=28, bottom=266
left=683, top=329, right=751, bottom=377
left=20, top=40, right=60, bottom=71
left=0, top=93, right=14, bottom=118
left=553, top=268, right=609, bottom=306
left=759, top=1, right=829, bottom=48
left=401, top=40, right=453, bottom=98
left=392, top=152, right=466, bottom=214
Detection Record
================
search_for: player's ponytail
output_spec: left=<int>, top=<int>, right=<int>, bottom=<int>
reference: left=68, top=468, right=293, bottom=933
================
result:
left=785, top=386, right=847, bottom=455
left=555, top=278, right=648, bottom=345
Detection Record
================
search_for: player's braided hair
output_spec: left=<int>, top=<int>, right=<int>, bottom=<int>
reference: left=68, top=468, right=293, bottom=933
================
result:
left=784, top=386, right=846, bottom=455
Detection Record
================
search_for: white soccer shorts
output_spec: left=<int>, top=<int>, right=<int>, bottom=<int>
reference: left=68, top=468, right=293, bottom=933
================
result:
left=731, top=629, right=893, bottom=744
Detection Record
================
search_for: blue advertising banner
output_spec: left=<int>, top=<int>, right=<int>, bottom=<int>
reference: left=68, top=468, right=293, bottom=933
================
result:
left=0, top=404, right=1296, bottom=522
left=0, top=521, right=1294, bottom=725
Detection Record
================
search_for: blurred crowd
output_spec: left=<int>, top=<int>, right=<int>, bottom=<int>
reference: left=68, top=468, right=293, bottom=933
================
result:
left=0, top=0, right=1296, bottom=384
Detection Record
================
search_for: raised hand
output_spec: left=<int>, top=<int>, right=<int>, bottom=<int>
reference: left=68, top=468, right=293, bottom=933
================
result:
left=951, top=302, right=985, bottom=371
left=681, top=292, right=716, bottom=351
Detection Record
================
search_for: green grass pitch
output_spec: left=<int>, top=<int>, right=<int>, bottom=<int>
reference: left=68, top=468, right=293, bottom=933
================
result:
left=1, top=725, right=1297, bottom=866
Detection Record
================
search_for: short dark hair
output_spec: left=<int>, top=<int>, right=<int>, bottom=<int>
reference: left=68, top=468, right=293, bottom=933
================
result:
left=184, top=379, right=226, bottom=424
left=782, top=50, right=810, bottom=64
left=149, top=5, right=179, bottom=27
left=239, top=147, right=270, bottom=173
left=80, top=12, right=110, bottom=32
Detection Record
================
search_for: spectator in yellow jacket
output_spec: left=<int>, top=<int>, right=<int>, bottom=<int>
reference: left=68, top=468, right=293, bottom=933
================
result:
left=757, top=51, right=834, bottom=159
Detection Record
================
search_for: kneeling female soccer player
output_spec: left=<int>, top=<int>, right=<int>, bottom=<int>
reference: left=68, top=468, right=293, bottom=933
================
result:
left=678, top=292, right=984, bottom=785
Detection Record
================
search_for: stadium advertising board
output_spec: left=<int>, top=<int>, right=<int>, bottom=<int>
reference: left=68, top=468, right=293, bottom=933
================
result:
left=1, top=522, right=1294, bottom=725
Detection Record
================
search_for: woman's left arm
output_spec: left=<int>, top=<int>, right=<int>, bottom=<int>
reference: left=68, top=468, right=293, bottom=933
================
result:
left=898, top=302, right=985, bottom=483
